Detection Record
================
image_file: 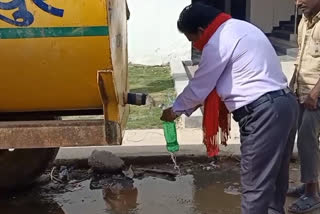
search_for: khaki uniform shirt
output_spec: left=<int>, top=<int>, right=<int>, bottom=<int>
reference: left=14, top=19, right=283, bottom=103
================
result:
left=294, top=12, right=320, bottom=102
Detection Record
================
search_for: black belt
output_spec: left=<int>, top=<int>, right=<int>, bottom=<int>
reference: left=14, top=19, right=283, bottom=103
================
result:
left=233, top=88, right=291, bottom=121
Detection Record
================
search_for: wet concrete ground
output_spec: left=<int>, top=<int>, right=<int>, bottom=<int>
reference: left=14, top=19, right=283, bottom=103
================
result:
left=0, top=158, right=317, bottom=214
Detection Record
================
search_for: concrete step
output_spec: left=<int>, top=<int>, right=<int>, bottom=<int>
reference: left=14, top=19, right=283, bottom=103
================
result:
left=279, top=20, right=293, bottom=26
left=287, top=48, right=299, bottom=58
left=282, top=23, right=295, bottom=32
left=271, top=29, right=295, bottom=41
left=279, top=55, right=296, bottom=62
left=269, top=36, right=298, bottom=56
left=272, top=14, right=301, bottom=41
left=269, top=36, right=297, bottom=48
left=279, top=14, right=301, bottom=26
left=274, top=24, right=295, bottom=33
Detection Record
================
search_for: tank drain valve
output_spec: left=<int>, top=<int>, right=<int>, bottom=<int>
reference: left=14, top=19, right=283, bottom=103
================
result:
left=127, top=93, right=148, bottom=106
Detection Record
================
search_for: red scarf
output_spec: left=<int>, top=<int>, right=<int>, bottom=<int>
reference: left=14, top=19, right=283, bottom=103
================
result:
left=194, top=13, right=231, bottom=157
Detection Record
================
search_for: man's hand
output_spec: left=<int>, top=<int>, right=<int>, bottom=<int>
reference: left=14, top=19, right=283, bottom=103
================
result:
left=160, top=107, right=178, bottom=122
left=303, top=90, right=319, bottom=110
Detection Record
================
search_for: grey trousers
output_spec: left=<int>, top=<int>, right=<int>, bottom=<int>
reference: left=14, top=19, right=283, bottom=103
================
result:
left=297, top=102, right=320, bottom=183
left=233, top=92, right=298, bottom=214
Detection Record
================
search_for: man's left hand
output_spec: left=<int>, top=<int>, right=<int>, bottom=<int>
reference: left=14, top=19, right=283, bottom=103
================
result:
left=303, top=91, right=319, bottom=110
left=160, top=107, right=178, bottom=122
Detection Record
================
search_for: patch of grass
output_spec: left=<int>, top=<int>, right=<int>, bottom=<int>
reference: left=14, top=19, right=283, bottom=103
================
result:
left=126, top=65, right=175, bottom=129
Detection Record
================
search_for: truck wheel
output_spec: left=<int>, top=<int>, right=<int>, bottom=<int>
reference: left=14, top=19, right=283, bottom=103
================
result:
left=0, top=148, right=59, bottom=191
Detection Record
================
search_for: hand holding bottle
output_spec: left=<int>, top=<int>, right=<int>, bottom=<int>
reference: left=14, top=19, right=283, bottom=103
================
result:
left=160, top=107, right=178, bottom=122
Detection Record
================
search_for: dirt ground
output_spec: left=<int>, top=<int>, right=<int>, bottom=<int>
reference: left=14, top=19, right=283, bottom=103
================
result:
left=0, top=157, right=315, bottom=214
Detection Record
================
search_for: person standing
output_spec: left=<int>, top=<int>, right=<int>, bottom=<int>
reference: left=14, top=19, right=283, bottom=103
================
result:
left=161, top=3, right=298, bottom=214
left=287, top=0, right=320, bottom=213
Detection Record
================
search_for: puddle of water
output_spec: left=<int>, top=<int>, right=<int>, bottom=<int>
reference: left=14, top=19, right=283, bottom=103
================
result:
left=56, top=170, right=241, bottom=214
left=0, top=195, right=64, bottom=214
left=0, top=165, right=241, bottom=214
left=0, top=162, right=305, bottom=214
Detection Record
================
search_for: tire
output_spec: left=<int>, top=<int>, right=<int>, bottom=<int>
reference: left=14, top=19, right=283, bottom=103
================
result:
left=0, top=148, right=59, bottom=191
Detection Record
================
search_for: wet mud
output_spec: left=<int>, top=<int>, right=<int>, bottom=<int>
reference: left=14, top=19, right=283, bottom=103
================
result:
left=0, top=158, right=312, bottom=214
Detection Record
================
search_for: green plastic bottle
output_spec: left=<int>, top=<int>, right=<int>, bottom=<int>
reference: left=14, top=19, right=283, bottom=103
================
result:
left=163, top=121, right=179, bottom=153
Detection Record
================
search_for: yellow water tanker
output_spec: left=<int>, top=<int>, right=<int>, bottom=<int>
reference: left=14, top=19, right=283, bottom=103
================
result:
left=0, top=0, right=129, bottom=122
left=0, top=0, right=138, bottom=190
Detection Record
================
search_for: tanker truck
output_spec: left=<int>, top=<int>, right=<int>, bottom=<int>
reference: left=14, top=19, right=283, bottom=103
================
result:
left=0, top=0, right=138, bottom=190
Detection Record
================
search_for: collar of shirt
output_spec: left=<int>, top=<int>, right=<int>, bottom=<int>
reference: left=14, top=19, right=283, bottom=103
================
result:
left=303, top=11, right=320, bottom=28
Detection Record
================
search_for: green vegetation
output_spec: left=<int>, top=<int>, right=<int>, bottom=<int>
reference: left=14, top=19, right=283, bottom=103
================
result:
left=127, top=65, right=176, bottom=129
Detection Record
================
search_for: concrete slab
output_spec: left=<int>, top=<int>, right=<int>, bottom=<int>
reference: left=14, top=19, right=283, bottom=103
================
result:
left=279, top=55, right=296, bottom=62
left=56, top=127, right=298, bottom=161
left=56, top=128, right=244, bottom=161
left=57, top=129, right=206, bottom=160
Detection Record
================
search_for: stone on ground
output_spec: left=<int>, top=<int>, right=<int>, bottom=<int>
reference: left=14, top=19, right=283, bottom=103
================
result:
left=88, top=150, right=125, bottom=173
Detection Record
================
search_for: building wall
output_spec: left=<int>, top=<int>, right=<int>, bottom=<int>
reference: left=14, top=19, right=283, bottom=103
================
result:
left=127, top=0, right=295, bottom=65
left=127, top=0, right=191, bottom=65
left=249, top=0, right=295, bottom=33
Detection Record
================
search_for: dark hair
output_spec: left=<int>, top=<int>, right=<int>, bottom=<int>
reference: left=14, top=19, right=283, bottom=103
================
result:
left=177, top=2, right=222, bottom=34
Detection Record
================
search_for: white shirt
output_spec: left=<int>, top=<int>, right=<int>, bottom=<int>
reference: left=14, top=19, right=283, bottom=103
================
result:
left=173, top=19, right=288, bottom=114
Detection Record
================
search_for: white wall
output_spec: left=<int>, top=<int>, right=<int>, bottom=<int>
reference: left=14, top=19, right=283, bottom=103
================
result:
left=250, top=0, right=295, bottom=33
left=127, top=0, right=191, bottom=65
left=127, top=0, right=295, bottom=65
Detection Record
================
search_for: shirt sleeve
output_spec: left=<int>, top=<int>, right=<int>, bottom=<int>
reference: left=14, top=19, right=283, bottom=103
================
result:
left=172, top=42, right=233, bottom=115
